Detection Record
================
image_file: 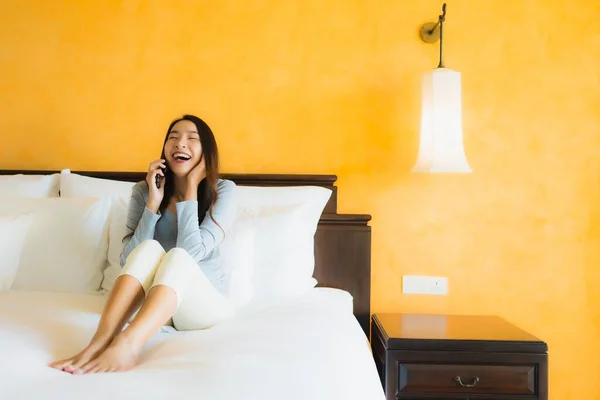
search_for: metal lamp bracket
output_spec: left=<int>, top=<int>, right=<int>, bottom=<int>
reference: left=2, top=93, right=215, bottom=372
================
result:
left=419, top=3, right=447, bottom=68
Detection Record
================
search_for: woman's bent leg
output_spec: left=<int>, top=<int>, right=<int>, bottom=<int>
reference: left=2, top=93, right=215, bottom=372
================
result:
left=80, top=248, right=235, bottom=373
left=164, top=249, right=235, bottom=331
left=80, top=283, right=178, bottom=374
left=49, top=240, right=165, bottom=373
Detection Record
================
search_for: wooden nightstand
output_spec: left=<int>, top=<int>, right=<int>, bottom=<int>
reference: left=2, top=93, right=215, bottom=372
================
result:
left=371, top=313, right=548, bottom=400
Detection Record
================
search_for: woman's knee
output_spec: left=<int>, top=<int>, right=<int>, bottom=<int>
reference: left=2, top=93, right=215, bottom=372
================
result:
left=126, top=240, right=165, bottom=262
left=138, top=239, right=164, bottom=253
left=120, top=240, right=166, bottom=285
left=153, top=249, right=197, bottom=286
left=166, top=247, right=190, bottom=258
left=151, top=249, right=194, bottom=305
left=162, top=247, right=196, bottom=267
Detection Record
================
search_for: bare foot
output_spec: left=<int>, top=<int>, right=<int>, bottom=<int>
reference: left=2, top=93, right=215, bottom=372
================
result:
left=49, top=335, right=113, bottom=373
left=78, top=334, right=142, bottom=374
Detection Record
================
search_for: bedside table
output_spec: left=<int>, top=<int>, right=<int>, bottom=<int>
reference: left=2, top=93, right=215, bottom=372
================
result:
left=371, top=313, right=548, bottom=400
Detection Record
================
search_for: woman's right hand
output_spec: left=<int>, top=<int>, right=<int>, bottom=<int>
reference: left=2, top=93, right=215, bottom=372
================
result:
left=146, top=159, right=166, bottom=213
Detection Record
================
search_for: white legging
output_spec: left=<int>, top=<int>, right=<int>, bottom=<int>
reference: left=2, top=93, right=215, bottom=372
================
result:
left=119, top=240, right=235, bottom=331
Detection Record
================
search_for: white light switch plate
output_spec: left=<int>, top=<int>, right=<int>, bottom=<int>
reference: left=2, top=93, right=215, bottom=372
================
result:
left=402, top=275, right=448, bottom=295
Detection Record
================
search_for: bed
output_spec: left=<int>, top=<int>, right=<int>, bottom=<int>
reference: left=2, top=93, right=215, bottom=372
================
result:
left=0, top=169, right=384, bottom=400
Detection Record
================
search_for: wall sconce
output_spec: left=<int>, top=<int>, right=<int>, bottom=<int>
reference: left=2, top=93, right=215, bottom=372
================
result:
left=412, top=3, right=472, bottom=173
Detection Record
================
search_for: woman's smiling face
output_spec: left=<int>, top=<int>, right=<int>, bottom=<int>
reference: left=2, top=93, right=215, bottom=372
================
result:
left=163, top=119, right=203, bottom=176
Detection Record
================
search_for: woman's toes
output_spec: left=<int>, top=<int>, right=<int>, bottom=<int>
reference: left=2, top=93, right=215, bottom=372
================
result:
left=49, top=360, right=67, bottom=370
left=79, top=361, right=97, bottom=374
left=87, top=366, right=101, bottom=374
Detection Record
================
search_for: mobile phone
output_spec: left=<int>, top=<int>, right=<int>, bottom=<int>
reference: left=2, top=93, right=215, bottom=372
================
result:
left=155, top=167, right=165, bottom=189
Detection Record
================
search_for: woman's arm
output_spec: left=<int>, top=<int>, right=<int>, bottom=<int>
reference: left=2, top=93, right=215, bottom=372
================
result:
left=175, top=180, right=237, bottom=262
left=119, top=183, right=161, bottom=267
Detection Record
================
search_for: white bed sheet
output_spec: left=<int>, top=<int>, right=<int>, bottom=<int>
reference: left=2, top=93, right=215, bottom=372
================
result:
left=0, top=288, right=385, bottom=400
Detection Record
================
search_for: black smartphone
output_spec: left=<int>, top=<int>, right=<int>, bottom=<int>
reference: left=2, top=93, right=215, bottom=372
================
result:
left=155, top=167, right=166, bottom=188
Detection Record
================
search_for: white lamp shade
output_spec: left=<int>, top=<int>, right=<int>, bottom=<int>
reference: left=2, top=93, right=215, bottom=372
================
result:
left=412, top=68, right=472, bottom=173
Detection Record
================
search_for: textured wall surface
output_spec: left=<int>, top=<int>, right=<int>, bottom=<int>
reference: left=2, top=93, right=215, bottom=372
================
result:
left=1, top=1, right=599, bottom=398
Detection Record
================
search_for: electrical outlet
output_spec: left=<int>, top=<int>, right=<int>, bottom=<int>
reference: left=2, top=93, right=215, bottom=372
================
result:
left=402, top=275, right=448, bottom=295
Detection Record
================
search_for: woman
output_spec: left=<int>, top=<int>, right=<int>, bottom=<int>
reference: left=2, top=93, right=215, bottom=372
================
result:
left=50, top=115, right=237, bottom=374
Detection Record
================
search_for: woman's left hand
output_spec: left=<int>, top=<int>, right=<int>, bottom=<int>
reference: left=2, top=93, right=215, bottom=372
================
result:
left=187, top=156, right=206, bottom=190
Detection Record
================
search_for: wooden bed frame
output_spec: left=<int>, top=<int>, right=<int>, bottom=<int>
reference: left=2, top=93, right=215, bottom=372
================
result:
left=0, top=170, right=372, bottom=336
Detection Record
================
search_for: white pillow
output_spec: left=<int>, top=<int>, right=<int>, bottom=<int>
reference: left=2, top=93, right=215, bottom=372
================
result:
left=236, top=185, right=331, bottom=300
left=0, top=196, right=112, bottom=293
left=220, top=220, right=256, bottom=307
left=0, top=214, right=35, bottom=291
left=59, top=170, right=136, bottom=292
left=0, top=174, right=60, bottom=197
left=237, top=185, right=332, bottom=210
left=59, top=169, right=135, bottom=200
left=107, top=196, right=129, bottom=271
left=100, top=196, right=131, bottom=292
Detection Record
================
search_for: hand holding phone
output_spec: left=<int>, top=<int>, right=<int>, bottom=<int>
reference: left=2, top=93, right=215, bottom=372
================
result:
left=146, top=159, right=166, bottom=212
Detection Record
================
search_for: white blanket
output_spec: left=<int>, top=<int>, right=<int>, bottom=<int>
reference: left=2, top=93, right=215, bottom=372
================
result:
left=0, top=288, right=385, bottom=400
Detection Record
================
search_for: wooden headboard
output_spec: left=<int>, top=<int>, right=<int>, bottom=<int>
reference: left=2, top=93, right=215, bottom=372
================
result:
left=0, top=170, right=372, bottom=336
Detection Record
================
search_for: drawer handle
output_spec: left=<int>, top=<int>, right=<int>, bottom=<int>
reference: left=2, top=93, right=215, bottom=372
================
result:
left=454, top=376, right=480, bottom=388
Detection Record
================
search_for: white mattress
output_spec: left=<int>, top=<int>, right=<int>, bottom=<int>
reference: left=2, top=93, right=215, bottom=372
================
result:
left=0, top=288, right=385, bottom=400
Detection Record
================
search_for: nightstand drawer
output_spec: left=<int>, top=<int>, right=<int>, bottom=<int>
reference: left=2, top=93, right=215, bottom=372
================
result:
left=397, top=363, right=535, bottom=396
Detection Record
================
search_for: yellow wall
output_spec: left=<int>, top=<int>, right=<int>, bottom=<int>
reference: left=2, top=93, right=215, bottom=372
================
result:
left=1, top=1, right=599, bottom=398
